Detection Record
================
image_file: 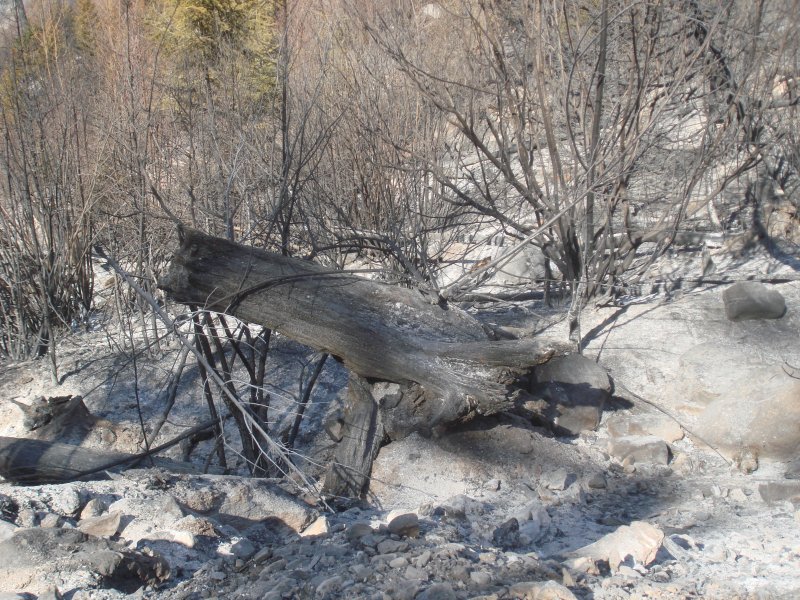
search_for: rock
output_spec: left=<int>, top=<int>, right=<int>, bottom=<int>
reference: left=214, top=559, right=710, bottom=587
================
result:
left=78, top=511, right=122, bottom=537
left=0, top=527, right=169, bottom=594
left=387, top=511, right=419, bottom=537
left=542, top=468, right=574, bottom=491
left=728, top=488, right=749, bottom=503
left=79, top=498, right=107, bottom=520
left=438, top=494, right=486, bottom=520
left=346, top=522, right=374, bottom=541
left=586, top=473, right=607, bottom=489
left=38, top=587, right=63, bottom=600
left=484, top=478, right=501, bottom=491
left=404, top=565, right=428, bottom=581
left=606, top=414, right=684, bottom=443
left=508, top=580, right=577, bottom=599
left=300, top=516, right=329, bottom=537
left=470, top=570, right=491, bottom=585
left=389, top=556, right=408, bottom=569
left=315, top=574, right=343, bottom=596
left=378, top=539, right=409, bottom=554
left=733, top=448, right=760, bottom=474
left=492, top=517, right=520, bottom=549
left=414, top=550, right=432, bottom=568
left=0, top=520, right=17, bottom=543
left=416, top=582, right=457, bottom=600
left=49, top=487, right=81, bottom=517
left=607, top=435, right=670, bottom=465
left=529, top=354, right=612, bottom=435
left=39, top=513, right=61, bottom=528
left=571, top=521, right=664, bottom=572
left=758, top=481, right=800, bottom=504
left=230, top=537, right=257, bottom=560
left=723, top=282, right=786, bottom=321
left=213, top=480, right=314, bottom=532
left=784, top=456, right=800, bottom=479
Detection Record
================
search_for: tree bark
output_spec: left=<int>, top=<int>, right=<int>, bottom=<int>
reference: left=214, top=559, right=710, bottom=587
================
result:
left=159, top=228, right=572, bottom=433
left=159, top=229, right=573, bottom=435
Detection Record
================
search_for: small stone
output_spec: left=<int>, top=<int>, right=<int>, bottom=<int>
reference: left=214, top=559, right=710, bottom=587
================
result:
left=387, top=512, right=419, bottom=538
left=301, top=516, right=329, bottom=537
left=758, top=481, right=800, bottom=504
left=586, top=473, right=607, bottom=489
left=231, top=538, right=257, bottom=560
left=377, top=539, right=408, bottom=554
left=733, top=448, right=760, bottom=474
left=50, top=488, right=82, bottom=517
left=78, top=511, right=122, bottom=537
left=416, top=583, right=456, bottom=600
left=414, top=550, right=432, bottom=568
left=508, top=580, right=577, bottom=599
left=79, top=498, right=107, bottom=520
left=542, top=468, right=573, bottom=491
left=785, top=456, right=800, bottom=479
left=450, top=564, right=470, bottom=582
left=729, top=488, right=749, bottom=503
left=608, top=435, right=670, bottom=465
left=0, top=520, right=18, bottom=542
left=484, top=479, right=501, bottom=491
left=571, top=521, right=664, bottom=572
left=492, top=517, right=520, bottom=549
left=39, top=512, right=62, bottom=528
left=404, top=565, right=428, bottom=581
left=260, top=558, right=287, bottom=576
left=210, top=570, right=227, bottom=581
left=346, top=522, right=374, bottom=541
left=38, top=587, right=63, bottom=600
left=315, top=575, right=343, bottom=596
left=470, top=570, right=491, bottom=585
left=389, top=556, right=408, bottom=569
left=723, top=281, right=786, bottom=321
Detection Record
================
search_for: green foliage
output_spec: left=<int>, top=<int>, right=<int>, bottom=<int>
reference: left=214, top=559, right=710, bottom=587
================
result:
left=150, top=0, right=277, bottom=102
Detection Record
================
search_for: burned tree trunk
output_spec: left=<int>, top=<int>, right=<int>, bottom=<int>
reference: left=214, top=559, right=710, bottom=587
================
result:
left=159, top=229, right=572, bottom=494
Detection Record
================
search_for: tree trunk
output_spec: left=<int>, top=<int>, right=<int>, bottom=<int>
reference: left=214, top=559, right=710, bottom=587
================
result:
left=159, top=228, right=572, bottom=432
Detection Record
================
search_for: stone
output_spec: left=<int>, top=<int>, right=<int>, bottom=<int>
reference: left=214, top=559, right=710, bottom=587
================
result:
left=49, top=487, right=81, bottom=517
left=723, top=281, right=786, bottom=321
left=508, top=580, right=577, bottom=599
left=38, top=587, right=63, bottom=600
left=78, top=511, right=122, bottom=538
left=79, top=498, right=107, bottom=521
left=571, top=521, right=664, bottom=572
left=416, top=582, right=457, bottom=600
left=607, top=435, right=670, bottom=465
left=0, top=520, right=17, bottom=543
left=389, top=556, right=408, bottom=569
left=530, top=354, right=612, bottom=435
left=0, top=527, right=169, bottom=594
left=387, top=511, right=419, bottom=538
left=728, top=488, right=749, bottom=503
left=784, top=456, right=800, bottom=479
left=586, top=473, right=607, bottom=489
left=758, top=481, right=800, bottom=504
left=377, top=539, right=408, bottom=554
left=315, top=575, right=343, bottom=596
left=493, top=518, right=520, bottom=549
left=39, top=513, right=62, bottom=528
left=542, top=468, right=574, bottom=491
left=230, top=538, right=257, bottom=560
left=404, top=565, right=428, bottom=581
left=484, top=478, right=501, bottom=491
left=346, top=522, right=374, bottom=541
left=414, top=550, right=432, bottom=568
left=606, top=414, right=684, bottom=443
left=213, top=480, right=314, bottom=532
left=300, top=516, right=329, bottom=537
left=470, top=570, right=491, bottom=585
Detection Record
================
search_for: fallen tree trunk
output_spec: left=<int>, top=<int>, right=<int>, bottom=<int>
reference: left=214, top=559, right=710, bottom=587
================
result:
left=159, top=229, right=573, bottom=495
left=0, top=436, right=212, bottom=484
left=160, top=229, right=571, bottom=424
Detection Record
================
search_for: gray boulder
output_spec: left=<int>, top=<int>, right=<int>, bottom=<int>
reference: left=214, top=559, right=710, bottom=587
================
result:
left=723, top=281, right=786, bottom=321
left=529, top=354, right=612, bottom=435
